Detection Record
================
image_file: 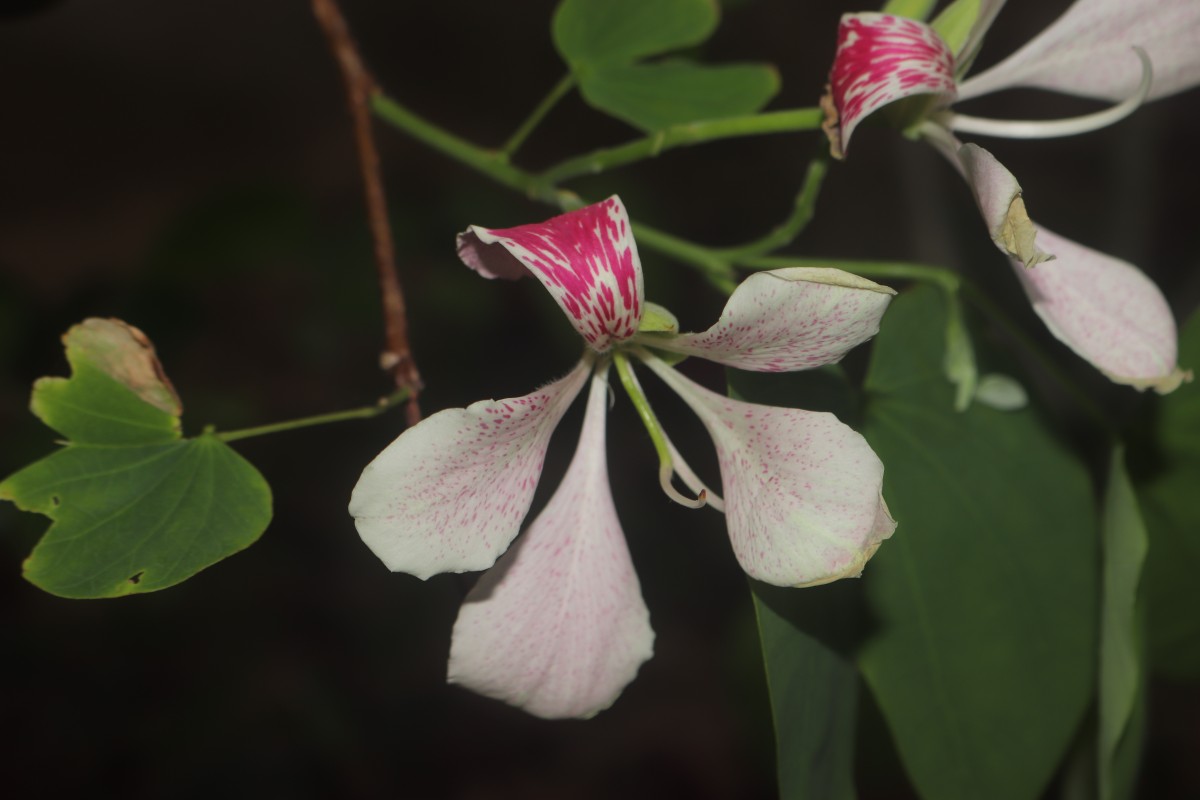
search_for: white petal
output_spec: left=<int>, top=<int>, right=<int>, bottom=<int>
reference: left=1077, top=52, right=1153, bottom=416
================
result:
left=638, top=268, right=895, bottom=372
left=644, top=357, right=896, bottom=587
left=448, top=369, right=654, bottom=719
left=1013, top=228, right=1187, bottom=393
left=349, top=360, right=590, bottom=579
left=957, top=143, right=1052, bottom=267
left=958, top=0, right=1200, bottom=102
left=456, top=196, right=644, bottom=351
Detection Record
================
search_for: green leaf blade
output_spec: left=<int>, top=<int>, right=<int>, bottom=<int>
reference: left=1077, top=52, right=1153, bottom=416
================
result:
left=1098, top=447, right=1149, bottom=800
left=553, top=0, right=717, bottom=68
left=752, top=582, right=859, bottom=800
left=578, top=61, right=779, bottom=132
left=859, top=286, right=1098, bottom=800
left=32, top=361, right=180, bottom=445
left=4, top=435, right=271, bottom=598
left=4, top=318, right=272, bottom=599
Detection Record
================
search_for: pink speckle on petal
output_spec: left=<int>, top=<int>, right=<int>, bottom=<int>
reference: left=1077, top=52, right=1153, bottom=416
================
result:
left=464, top=197, right=644, bottom=352
left=829, top=13, right=957, bottom=154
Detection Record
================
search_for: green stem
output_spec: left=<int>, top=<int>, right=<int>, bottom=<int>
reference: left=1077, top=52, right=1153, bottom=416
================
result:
left=371, top=92, right=552, bottom=199
left=500, top=74, right=576, bottom=158
left=533, top=108, right=825, bottom=188
left=632, top=222, right=738, bottom=295
left=713, top=153, right=829, bottom=260
left=212, top=390, right=410, bottom=443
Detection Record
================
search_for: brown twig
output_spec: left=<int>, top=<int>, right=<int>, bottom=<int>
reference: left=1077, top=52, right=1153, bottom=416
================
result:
left=312, top=0, right=422, bottom=426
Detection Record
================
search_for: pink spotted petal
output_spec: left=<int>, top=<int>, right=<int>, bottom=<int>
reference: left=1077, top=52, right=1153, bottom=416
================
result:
left=956, top=142, right=1052, bottom=267
left=644, top=357, right=896, bottom=587
left=456, top=196, right=644, bottom=351
left=349, top=359, right=591, bottom=579
left=829, top=13, right=957, bottom=156
left=1013, top=228, right=1187, bottom=393
left=924, top=132, right=1186, bottom=392
left=640, top=268, right=895, bottom=372
left=448, top=369, right=654, bottom=719
left=958, top=0, right=1200, bottom=102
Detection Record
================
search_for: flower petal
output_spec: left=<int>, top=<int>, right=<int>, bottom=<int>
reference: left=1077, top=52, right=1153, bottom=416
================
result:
left=639, top=267, right=895, bottom=372
left=922, top=133, right=1186, bottom=391
left=957, top=0, right=1200, bottom=102
left=447, top=368, right=654, bottom=719
left=456, top=196, right=643, bottom=351
left=827, top=13, right=957, bottom=157
left=349, top=359, right=591, bottom=579
left=643, top=356, right=896, bottom=587
left=956, top=142, right=1052, bottom=267
left=1012, top=227, right=1188, bottom=393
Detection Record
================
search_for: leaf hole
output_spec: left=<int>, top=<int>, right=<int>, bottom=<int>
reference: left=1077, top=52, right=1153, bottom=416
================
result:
left=128, top=571, right=144, bottom=585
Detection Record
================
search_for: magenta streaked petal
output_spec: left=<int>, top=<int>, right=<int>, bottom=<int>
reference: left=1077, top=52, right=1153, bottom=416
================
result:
left=958, top=0, right=1200, bottom=102
left=456, top=196, right=644, bottom=351
left=645, top=357, right=896, bottom=587
left=640, top=267, right=895, bottom=372
left=1013, top=228, right=1187, bottom=392
left=349, top=359, right=591, bottom=579
left=829, top=13, right=957, bottom=156
left=448, top=369, right=654, bottom=719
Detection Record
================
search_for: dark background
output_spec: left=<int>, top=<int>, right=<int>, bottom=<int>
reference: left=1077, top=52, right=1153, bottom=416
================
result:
left=2, top=1, right=1198, bottom=797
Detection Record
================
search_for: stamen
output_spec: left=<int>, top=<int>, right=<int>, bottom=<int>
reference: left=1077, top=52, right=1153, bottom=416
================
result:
left=613, top=350, right=709, bottom=511
left=659, top=462, right=708, bottom=509
left=665, top=437, right=725, bottom=513
left=944, top=47, right=1152, bottom=140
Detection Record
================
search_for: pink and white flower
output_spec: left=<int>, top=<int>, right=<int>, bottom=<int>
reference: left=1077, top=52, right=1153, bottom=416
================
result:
left=350, top=196, right=897, bottom=719
left=825, top=0, right=1197, bottom=392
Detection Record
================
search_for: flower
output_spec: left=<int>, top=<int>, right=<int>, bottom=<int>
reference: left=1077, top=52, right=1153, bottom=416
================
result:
left=824, top=0, right=1198, bottom=392
left=349, top=196, right=898, bottom=718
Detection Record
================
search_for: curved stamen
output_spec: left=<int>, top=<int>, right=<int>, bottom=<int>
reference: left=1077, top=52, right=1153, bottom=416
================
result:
left=659, top=462, right=708, bottom=510
left=613, top=350, right=707, bottom=510
left=943, top=47, right=1152, bottom=140
left=664, top=436, right=725, bottom=513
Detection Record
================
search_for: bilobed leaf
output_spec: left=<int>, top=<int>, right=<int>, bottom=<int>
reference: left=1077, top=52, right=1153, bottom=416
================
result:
left=552, top=0, right=716, bottom=68
left=0, top=318, right=272, bottom=598
left=578, top=61, right=779, bottom=133
left=858, top=286, right=1097, bottom=800
left=552, top=0, right=779, bottom=132
left=1097, top=447, right=1148, bottom=800
left=1136, top=308, right=1200, bottom=678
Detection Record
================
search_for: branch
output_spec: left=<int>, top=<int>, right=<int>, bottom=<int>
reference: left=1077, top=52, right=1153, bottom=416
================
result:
left=312, top=0, right=422, bottom=426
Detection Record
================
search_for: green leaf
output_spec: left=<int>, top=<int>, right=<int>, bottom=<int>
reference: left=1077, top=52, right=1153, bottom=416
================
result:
left=578, top=61, right=779, bottom=133
left=1097, top=447, right=1148, bottom=800
left=2, top=436, right=271, bottom=598
left=553, top=0, right=717, bottom=68
left=858, top=287, right=1098, bottom=800
left=1137, top=308, right=1200, bottom=678
left=0, top=318, right=272, bottom=598
left=752, top=581, right=860, bottom=800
